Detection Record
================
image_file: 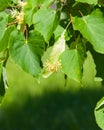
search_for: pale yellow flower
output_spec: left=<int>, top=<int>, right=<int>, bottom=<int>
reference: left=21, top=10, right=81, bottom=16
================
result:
left=16, top=11, right=24, bottom=25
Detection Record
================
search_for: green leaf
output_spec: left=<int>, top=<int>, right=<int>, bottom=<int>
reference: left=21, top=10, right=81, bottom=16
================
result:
left=73, top=9, right=104, bottom=54
left=24, top=3, right=38, bottom=26
left=95, top=97, right=104, bottom=130
left=33, top=7, right=59, bottom=42
left=82, top=51, right=102, bottom=86
left=54, top=25, right=65, bottom=41
left=0, top=12, right=8, bottom=42
left=24, top=0, right=55, bottom=26
left=9, top=30, right=45, bottom=77
left=0, top=26, right=14, bottom=52
left=39, top=0, right=55, bottom=7
left=12, top=0, right=18, bottom=4
left=82, top=51, right=96, bottom=85
left=75, top=0, right=98, bottom=5
left=60, top=42, right=85, bottom=82
left=26, top=0, right=54, bottom=7
left=88, top=44, right=104, bottom=80
left=0, top=0, right=11, bottom=11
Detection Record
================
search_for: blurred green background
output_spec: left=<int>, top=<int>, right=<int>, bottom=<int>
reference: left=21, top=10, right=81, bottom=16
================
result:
left=0, top=58, right=103, bottom=130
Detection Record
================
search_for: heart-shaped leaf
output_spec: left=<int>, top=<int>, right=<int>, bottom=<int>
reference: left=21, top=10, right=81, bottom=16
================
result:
left=73, top=9, right=104, bottom=53
left=9, top=30, right=45, bottom=77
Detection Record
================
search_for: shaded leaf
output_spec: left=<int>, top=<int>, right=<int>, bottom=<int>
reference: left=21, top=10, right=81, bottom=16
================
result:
left=0, top=65, right=7, bottom=96
left=75, top=0, right=98, bottom=5
left=98, top=0, right=104, bottom=5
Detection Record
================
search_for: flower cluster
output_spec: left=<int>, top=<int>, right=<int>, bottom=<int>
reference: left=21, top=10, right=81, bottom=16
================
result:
left=42, top=30, right=66, bottom=78
left=43, top=60, right=61, bottom=72
left=15, top=11, right=24, bottom=25
left=9, top=0, right=26, bottom=29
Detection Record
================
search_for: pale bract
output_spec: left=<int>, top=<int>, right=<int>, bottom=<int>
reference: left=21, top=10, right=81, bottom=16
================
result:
left=42, top=30, right=66, bottom=78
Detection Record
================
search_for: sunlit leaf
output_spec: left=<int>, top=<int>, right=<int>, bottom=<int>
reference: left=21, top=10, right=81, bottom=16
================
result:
left=9, top=30, right=45, bottom=77
left=33, top=7, right=59, bottom=42
left=87, top=44, right=104, bottom=80
left=0, top=12, right=8, bottom=42
left=60, top=41, right=85, bottom=82
left=95, top=97, right=104, bottom=130
left=82, top=51, right=102, bottom=86
left=54, top=25, right=65, bottom=41
left=0, top=26, right=14, bottom=52
left=24, top=0, right=55, bottom=26
left=26, top=0, right=54, bottom=7
left=73, top=9, right=104, bottom=53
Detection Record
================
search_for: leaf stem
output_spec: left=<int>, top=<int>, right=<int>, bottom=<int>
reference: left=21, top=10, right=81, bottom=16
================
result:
left=69, top=13, right=76, bottom=40
left=22, top=25, right=28, bottom=43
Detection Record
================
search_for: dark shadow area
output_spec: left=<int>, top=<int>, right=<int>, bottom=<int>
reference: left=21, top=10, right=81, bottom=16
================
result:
left=0, top=86, right=104, bottom=130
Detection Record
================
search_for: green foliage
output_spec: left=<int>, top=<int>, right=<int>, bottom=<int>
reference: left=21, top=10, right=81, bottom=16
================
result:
left=0, top=0, right=11, bottom=11
left=0, top=26, right=14, bottom=52
left=0, top=12, right=8, bottom=42
left=60, top=48, right=84, bottom=82
left=33, top=7, right=59, bottom=42
left=73, top=9, right=104, bottom=53
left=95, top=97, right=104, bottom=130
left=9, top=30, right=45, bottom=77
left=0, top=0, right=104, bottom=129
left=75, top=0, right=98, bottom=5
